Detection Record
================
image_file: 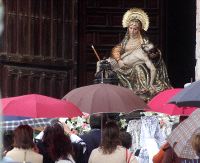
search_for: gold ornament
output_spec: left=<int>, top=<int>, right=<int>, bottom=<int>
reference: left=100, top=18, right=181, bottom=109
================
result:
left=122, top=8, right=149, bottom=31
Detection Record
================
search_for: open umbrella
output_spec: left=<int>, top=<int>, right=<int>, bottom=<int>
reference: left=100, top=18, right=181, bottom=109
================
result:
left=167, top=109, right=200, bottom=159
left=62, top=83, right=150, bottom=114
left=169, top=80, right=200, bottom=107
left=0, top=117, right=55, bottom=131
left=1, top=94, right=83, bottom=118
left=3, top=116, right=31, bottom=121
left=148, top=88, right=196, bottom=115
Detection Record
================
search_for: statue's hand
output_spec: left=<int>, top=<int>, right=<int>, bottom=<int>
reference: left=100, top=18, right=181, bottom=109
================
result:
left=118, top=60, right=126, bottom=68
left=150, top=84, right=157, bottom=94
left=96, top=60, right=101, bottom=73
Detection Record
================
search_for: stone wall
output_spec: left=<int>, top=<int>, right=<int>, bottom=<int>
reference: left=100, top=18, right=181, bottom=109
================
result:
left=196, top=0, right=200, bottom=80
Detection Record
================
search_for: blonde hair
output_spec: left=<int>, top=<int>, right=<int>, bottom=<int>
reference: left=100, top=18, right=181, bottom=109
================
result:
left=191, top=133, right=200, bottom=156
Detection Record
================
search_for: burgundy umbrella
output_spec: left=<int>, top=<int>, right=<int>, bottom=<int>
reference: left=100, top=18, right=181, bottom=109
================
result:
left=62, top=83, right=150, bottom=114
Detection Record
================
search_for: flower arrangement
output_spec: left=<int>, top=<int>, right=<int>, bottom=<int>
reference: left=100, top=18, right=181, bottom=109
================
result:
left=62, top=113, right=128, bottom=135
left=118, top=113, right=128, bottom=129
left=64, top=113, right=91, bottom=135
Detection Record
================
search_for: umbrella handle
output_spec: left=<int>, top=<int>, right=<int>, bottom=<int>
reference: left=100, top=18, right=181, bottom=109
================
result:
left=101, top=114, right=103, bottom=143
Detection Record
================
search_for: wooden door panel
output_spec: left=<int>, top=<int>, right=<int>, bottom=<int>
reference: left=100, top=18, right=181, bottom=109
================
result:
left=123, top=0, right=145, bottom=8
left=30, top=18, right=40, bottom=56
left=7, top=14, right=17, bottom=54
left=0, top=65, right=72, bottom=98
left=18, top=16, right=29, bottom=55
left=41, top=19, right=51, bottom=58
left=1, top=0, right=76, bottom=65
left=0, top=0, right=78, bottom=98
left=30, top=0, right=40, bottom=17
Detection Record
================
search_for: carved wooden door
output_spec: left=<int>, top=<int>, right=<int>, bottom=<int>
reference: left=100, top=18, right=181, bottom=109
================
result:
left=0, top=0, right=78, bottom=98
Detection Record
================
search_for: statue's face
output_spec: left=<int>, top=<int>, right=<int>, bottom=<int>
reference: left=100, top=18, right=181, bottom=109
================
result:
left=128, top=21, right=140, bottom=37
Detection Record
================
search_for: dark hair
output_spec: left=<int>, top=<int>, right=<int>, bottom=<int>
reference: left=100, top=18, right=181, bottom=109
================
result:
left=119, top=131, right=132, bottom=149
left=191, top=134, right=200, bottom=156
left=48, top=123, right=73, bottom=161
left=172, top=123, right=179, bottom=131
left=13, top=125, right=34, bottom=149
left=90, top=113, right=106, bottom=129
left=3, top=131, right=14, bottom=155
left=100, top=121, right=121, bottom=154
left=42, top=122, right=65, bottom=147
left=42, top=125, right=54, bottom=145
left=51, top=134, right=73, bottom=161
left=51, top=121, right=65, bottom=136
left=179, top=116, right=188, bottom=122
left=40, top=122, right=67, bottom=163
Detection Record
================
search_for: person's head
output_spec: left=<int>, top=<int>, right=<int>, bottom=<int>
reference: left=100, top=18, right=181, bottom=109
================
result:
left=100, top=121, right=121, bottom=154
left=51, top=121, right=65, bottom=135
left=43, top=120, right=65, bottom=143
left=191, top=133, right=200, bottom=156
left=47, top=121, right=73, bottom=161
left=111, top=44, right=122, bottom=57
left=13, top=125, right=34, bottom=149
left=128, top=19, right=142, bottom=37
left=90, top=113, right=106, bottom=129
left=119, top=131, right=132, bottom=149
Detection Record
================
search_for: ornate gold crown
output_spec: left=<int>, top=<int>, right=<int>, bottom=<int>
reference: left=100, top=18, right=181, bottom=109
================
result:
left=122, top=8, right=149, bottom=31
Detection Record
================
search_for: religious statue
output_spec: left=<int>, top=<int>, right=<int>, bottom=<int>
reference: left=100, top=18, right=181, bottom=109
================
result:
left=96, top=8, right=172, bottom=102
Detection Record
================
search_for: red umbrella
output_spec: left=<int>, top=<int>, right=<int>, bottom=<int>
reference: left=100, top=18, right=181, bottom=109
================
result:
left=148, top=88, right=196, bottom=115
left=1, top=94, right=82, bottom=118
left=62, top=83, right=150, bottom=114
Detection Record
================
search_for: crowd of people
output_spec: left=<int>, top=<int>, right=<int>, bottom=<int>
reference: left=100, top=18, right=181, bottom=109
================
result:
left=2, top=114, right=137, bottom=163
left=2, top=113, right=200, bottom=163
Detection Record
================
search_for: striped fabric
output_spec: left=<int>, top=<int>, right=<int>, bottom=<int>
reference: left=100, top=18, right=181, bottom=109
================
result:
left=0, top=118, right=55, bottom=131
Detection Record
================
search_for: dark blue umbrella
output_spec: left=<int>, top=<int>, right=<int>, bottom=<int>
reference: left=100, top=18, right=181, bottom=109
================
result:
left=169, top=80, right=200, bottom=107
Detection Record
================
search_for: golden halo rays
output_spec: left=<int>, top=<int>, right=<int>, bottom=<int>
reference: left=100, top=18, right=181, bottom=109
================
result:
left=122, top=8, right=149, bottom=31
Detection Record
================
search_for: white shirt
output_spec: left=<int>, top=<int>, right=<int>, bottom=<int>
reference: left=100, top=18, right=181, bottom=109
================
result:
left=55, top=155, right=75, bottom=163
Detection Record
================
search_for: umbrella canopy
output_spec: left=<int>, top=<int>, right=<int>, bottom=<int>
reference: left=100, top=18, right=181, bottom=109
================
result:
left=169, top=80, right=200, bottom=107
left=0, top=117, right=54, bottom=131
left=3, top=116, right=31, bottom=121
left=148, top=88, right=196, bottom=115
left=1, top=94, right=82, bottom=118
left=167, top=109, right=200, bottom=159
left=62, top=83, right=150, bottom=114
